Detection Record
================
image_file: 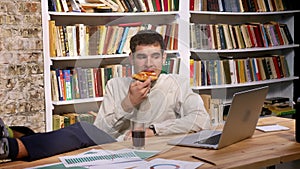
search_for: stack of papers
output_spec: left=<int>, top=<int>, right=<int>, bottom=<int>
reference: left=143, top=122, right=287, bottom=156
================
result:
left=28, top=149, right=203, bottom=169
left=256, top=124, right=289, bottom=132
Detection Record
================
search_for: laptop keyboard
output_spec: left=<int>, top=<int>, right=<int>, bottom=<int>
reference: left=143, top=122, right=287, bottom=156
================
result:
left=194, top=134, right=221, bottom=145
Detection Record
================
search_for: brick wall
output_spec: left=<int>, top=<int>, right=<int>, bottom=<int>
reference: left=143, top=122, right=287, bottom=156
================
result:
left=0, top=0, right=45, bottom=132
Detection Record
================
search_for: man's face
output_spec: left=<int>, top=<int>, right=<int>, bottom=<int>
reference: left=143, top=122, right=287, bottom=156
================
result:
left=130, top=44, right=166, bottom=76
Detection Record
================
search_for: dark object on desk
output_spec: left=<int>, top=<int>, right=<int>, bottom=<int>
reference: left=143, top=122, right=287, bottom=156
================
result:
left=191, top=155, right=216, bottom=166
left=296, top=97, right=300, bottom=143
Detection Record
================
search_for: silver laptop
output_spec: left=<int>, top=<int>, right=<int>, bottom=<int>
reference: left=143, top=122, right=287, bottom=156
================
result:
left=168, top=86, right=269, bottom=149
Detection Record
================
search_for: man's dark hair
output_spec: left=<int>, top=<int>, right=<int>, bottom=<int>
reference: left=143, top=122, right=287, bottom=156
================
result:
left=130, top=30, right=165, bottom=53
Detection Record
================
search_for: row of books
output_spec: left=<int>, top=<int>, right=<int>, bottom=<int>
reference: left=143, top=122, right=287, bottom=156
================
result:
left=190, top=0, right=295, bottom=12
left=52, top=111, right=97, bottom=130
left=49, top=0, right=179, bottom=13
left=190, top=22, right=293, bottom=50
left=200, top=94, right=229, bottom=125
left=50, top=65, right=131, bottom=101
left=263, top=97, right=295, bottom=117
left=51, top=57, right=180, bottom=101
left=49, top=20, right=178, bottom=57
left=190, top=55, right=290, bottom=87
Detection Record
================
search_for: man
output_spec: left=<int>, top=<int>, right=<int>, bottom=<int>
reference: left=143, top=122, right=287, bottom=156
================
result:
left=0, top=30, right=210, bottom=161
left=94, top=30, right=210, bottom=140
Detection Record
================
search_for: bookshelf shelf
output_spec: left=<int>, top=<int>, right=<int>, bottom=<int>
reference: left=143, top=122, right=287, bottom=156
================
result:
left=191, top=44, right=300, bottom=53
left=190, top=10, right=300, bottom=16
left=192, top=76, right=299, bottom=90
left=52, top=97, right=104, bottom=106
left=49, top=11, right=179, bottom=17
left=50, top=50, right=178, bottom=61
left=49, top=11, right=178, bottom=25
left=50, top=54, right=128, bottom=61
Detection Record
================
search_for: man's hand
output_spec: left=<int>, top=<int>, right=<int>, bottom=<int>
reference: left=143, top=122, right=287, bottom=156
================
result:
left=128, top=77, right=152, bottom=107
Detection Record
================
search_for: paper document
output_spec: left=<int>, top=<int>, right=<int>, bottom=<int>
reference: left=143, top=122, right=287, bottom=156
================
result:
left=134, top=158, right=204, bottom=169
left=256, top=124, right=289, bottom=132
left=59, top=149, right=159, bottom=168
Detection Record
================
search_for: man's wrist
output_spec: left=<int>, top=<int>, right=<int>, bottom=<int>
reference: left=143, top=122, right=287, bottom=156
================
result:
left=121, top=95, right=134, bottom=112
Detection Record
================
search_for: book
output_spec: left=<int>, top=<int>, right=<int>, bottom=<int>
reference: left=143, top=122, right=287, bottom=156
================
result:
left=218, top=24, right=227, bottom=49
left=71, top=68, right=81, bottom=99
left=110, top=27, right=125, bottom=54
left=200, top=94, right=211, bottom=115
left=54, top=0, right=63, bottom=12
left=209, top=24, right=218, bottom=49
left=222, top=24, right=233, bottom=50
left=66, top=25, right=77, bottom=57
left=240, top=24, right=252, bottom=48
left=50, top=70, right=59, bottom=101
left=194, top=60, right=201, bottom=86
left=265, top=97, right=290, bottom=104
left=190, top=59, right=195, bottom=86
left=248, top=57, right=256, bottom=81
left=92, top=68, right=100, bottom=97
left=56, top=69, right=65, bottom=101
left=256, top=57, right=266, bottom=80
left=69, top=0, right=81, bottom=12
left=48, top=20, right=57, bottom=57
left=49, top=0, right=57, bottom=11
left=280, top=23, right=293, bottom=44
left=63, top=69, right=72, bottom=100
left=246, top=24, right=258, bottom=47
left=86, top=68, right=95, bottom=98
left=52, top=115, right=62, bottom=130
left=87, top=26, right=100, bottom=56
left=270, top=21, right=284, bottom=45
left=233, top=25, right=245, bottom=49
left=237, top=59, right=246, bottom=83
left=189, top=23, right=197, bottom=49
left=145, top=0, right=154, bottom=11
left=127, top=0, right=138, bottom=11
left=244, top=58, right=252, bottom=82
left=63, top=113, right=78, bottom=125
left=154, top=0, right=162, bottom=11
left=121, top=0, right=133, bottom=12
left=273, top=55, right=284, bottom=78
left=77, top=24, right=87, bottom=56
left=99, top=0, right=119, bottom=11
left=76, top=67, right=88, bottom=99
left=60, top=0, right=69, bottom=12
left=114, top=0, right=126, bottom=12
left=57, top=26, right=67, bottom=56
left=279, top=55, right=290, bottom=77
left=210, top=98, right=224, bottom=125
left=268, top=56, right=278, bottom=79
left=228, top=59, right=237, bottom=84
left=252, top=58, right=261, bottom=81
left=62, top=26, right=70, bottom=56
left=261, top=57, right=271, bottom=79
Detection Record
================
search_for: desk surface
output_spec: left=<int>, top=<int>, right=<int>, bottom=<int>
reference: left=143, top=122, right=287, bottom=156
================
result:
left=1, top=116, right=300, bottom=169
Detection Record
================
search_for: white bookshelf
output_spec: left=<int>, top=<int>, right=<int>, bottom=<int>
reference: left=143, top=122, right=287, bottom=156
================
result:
left=190, top=8, right=299, bottom=105
left=41, top=1, right=186, bottom=131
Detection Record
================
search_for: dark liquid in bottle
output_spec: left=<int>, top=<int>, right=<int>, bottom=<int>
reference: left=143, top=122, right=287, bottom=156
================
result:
left=132, top=130, right=145, bottom=148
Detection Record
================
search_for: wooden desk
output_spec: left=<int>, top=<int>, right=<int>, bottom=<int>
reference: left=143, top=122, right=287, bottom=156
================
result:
left=1, top=116, right=300, bottom=169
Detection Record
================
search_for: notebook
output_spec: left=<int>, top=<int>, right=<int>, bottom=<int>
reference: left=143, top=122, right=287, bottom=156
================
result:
left=167, top=86, right=269, bottom=149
